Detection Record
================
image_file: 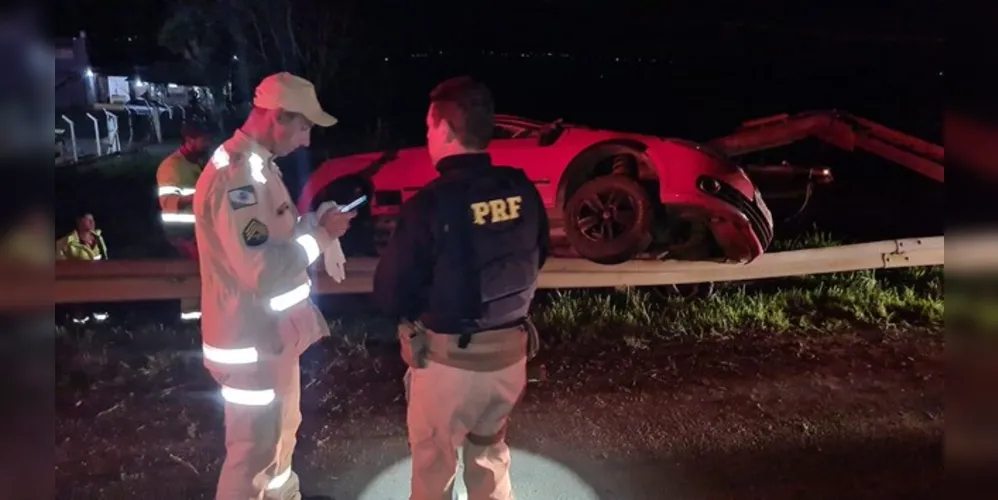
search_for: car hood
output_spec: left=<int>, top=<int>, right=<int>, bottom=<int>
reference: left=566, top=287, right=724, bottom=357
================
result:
left=323, top=147, right=415, bottom=175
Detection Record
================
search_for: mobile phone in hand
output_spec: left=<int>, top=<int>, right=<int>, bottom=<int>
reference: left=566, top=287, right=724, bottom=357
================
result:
left=339, top=195, right=368, bottom=213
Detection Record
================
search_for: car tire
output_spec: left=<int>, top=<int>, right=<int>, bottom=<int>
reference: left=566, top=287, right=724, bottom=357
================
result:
left=563, top=175, right=654, bottom=265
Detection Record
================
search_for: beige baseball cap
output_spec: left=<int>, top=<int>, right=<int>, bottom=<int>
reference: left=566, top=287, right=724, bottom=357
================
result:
left=253, top=72, right=338, bottom=127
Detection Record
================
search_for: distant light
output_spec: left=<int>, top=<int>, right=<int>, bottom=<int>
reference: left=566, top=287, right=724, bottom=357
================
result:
left=84, top=67, right=94, bottom=78
left=232, top=55, right=239, bottom=61
left=168, top=83, right=179, bottom=88
left=384, top=57, right=389, bottom=62
left=938, top=71, right=944, bottom=77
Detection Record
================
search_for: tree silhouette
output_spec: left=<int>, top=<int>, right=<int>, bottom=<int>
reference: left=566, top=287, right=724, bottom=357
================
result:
left=159, top=0, right=360, bottom=103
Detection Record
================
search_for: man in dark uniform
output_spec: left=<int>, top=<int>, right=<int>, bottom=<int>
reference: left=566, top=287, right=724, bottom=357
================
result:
left=373, top=76, right=549, bottom=500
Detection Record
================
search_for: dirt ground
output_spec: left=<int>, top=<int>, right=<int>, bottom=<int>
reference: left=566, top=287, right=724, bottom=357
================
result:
left=55, top=328, right=944, bottom=500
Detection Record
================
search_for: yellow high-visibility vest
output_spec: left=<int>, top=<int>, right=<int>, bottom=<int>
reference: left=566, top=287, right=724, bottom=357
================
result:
left=56, top=229, right=108, bottom=261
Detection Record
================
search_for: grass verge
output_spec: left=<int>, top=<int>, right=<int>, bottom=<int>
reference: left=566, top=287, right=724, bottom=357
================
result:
left=530, top=231, right=941, bottom=344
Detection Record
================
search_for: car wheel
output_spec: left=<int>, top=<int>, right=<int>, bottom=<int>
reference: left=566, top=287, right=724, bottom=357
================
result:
left=563, top=175, right=654, bottom=265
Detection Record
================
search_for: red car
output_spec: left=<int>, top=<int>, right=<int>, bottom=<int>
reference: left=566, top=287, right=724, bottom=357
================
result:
left=299, top=114, right=775, bottom=265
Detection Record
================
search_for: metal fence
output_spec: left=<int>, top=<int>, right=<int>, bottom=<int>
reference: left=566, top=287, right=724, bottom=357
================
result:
left=55, top=100, right=197, bottom=166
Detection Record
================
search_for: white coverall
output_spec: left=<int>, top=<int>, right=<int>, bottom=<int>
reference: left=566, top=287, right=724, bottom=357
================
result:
left=194, top=129, right=335, bottom=500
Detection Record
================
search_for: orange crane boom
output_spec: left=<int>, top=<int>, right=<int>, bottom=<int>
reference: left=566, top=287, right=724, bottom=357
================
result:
left=709, top=110, right=944, bottom=182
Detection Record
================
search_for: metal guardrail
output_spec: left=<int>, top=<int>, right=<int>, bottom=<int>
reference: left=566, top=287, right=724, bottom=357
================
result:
left=29, top=236, right=947, bottom=307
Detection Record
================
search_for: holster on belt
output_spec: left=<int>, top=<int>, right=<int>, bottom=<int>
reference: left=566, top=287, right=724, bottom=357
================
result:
left=524, top=317, right=541, bottom=361
left=398, top=320, right=429, bottom=369
left=425, top=326, right=527, bottom=372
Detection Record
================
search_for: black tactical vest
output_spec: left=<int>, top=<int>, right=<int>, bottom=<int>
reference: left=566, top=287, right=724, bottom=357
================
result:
left=422, top=165, right=542, bottom=334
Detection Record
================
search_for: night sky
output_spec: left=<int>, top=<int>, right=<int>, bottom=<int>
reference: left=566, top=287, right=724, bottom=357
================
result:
left=54, top=0, right=944, bottom=66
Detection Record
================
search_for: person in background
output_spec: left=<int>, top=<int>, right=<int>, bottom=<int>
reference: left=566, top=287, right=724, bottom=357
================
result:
left=157, top=121, right=211, bottom=321
left=157, top=121, right=211, bottom=258
left=194, top=72, right=354, bottom=500
left=55, top=212, right=110, bottom=324
left=56, top=213, right=108, bottom=261
left=373, top=76, right=549, bottom=500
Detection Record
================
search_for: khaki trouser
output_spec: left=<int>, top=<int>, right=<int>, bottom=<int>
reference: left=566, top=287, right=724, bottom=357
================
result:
left=213, top=358, right=303, bottom=500
left=170, top=237, right=201, bottom=320
left=403, top=326, right=527, bottom=500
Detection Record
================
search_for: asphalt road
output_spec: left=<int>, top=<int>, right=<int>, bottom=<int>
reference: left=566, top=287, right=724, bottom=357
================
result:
left=56, top=331, right=944, bottom=500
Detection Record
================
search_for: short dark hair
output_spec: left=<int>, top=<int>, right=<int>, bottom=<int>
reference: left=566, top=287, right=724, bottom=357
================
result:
left=180, top=122, right=209, bottom=142
left=429, top=76, right=494, bottom=150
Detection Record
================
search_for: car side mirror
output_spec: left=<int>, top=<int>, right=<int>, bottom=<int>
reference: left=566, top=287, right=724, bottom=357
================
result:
left=537, top=121, right=565, bottom=147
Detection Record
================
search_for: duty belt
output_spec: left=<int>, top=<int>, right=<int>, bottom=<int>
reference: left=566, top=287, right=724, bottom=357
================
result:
left=400, top=318, right=541, bottom=371
left=457, top=318, right=539, bottom=360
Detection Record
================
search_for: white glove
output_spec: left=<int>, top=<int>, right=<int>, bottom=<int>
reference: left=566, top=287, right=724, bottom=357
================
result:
left=314, top=201, right=348, bottom=283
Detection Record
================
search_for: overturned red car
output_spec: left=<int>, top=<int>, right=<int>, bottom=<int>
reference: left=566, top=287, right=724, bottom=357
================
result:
left=299, top=114, right=775, bottom=265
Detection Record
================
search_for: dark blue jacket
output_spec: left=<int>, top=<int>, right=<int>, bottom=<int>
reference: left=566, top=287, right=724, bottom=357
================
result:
left=373, top=153, right=550, bottom=334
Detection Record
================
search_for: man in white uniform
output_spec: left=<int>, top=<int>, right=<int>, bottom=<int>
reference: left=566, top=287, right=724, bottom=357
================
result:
left=193, top=72, right=355, bottom=500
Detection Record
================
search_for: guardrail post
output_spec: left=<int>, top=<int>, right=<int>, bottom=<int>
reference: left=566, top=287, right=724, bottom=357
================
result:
left=102, top=109, right=121, bottom=154
left=60, top=115, right=78, bottom=163
left=125, top=108, right=134, bottom=148
left=142, top=100, right=162, bottom=143
left=151, top=101, right=172, bottom=120
left=86, top=112, right=101, bottom=157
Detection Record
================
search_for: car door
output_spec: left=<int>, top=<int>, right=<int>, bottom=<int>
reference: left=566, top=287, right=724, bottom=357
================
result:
left=487, top=125, right=564, bottom=206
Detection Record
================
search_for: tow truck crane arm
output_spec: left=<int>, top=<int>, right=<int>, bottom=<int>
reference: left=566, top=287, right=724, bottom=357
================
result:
left=709, top=110, right=944, bottom=183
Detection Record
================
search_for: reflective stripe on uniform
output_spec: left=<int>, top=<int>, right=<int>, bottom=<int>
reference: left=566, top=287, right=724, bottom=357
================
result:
left=212, top=146, right=230, bottom=168
left=249, top=153, right=267, bottom=184
left=295, top=234, right=320, bottom=264
left=180, top=311, right=202, bottom=321
left=203, top=344, right=259, bottom=365
left=267, top=467, right=293, bottom=490
left=162, top=213, right=196, bottom=223
left=210, top=145, right=265, bottom=182
left=158, top=185, right=196, bottom=197
left=269, top=280, right=312, bottom=312
left=220, top=386, right=275, bottom=406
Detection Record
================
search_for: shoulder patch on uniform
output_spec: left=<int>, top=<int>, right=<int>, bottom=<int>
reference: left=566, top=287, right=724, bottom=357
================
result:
left=228, top=185, right=258, bottom=210
left=241, top=218, right=269, bottom=247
